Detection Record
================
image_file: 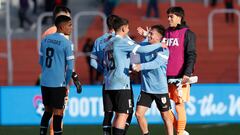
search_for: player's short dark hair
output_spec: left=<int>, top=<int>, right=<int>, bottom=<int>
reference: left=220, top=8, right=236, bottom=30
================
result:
left=107, top=14, right=120, bottom=30
left=167, top=6, right=186, bottom=24
left=53, top=5, right=71, bottom=19
left=151, top=25, right=165, bottom=37
left=55, top=15, right=71, bottom=28
left=112, top=17, right=129, bottom=32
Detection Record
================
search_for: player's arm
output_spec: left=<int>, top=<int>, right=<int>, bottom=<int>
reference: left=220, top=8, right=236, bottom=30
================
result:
left=183, top=30, right=197, bottom=77
left=140, top=49, right=169, bottom=70
left=65, top=42, right=75, bottom=85
left=133, top=49, right=169, bottom=72
left=90, top=54, right=102, bottom=71
left=39, top=41, right=44, bottom=67
left=119, top=40, right=164, bottom=54
left=90, top=40, right=104, bottom=73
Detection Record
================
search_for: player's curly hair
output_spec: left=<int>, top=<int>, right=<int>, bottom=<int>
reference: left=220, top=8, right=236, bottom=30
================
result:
left=167, top=6, right=186, bottom=25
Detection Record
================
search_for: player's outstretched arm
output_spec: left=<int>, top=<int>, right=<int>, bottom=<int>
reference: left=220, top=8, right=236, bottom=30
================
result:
left=132, top=42, right=166, bottom=54
left=135, top=50, right=169, bottom=71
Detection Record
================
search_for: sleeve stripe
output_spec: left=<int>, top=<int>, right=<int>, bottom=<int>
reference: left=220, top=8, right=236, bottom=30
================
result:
left=158, top=53, right=169, bottom=60
left=67, top=55, right=75, bottom=60
left=90, top=54, right=98, bottom=60
left=132, top=45, right=141, bottom=54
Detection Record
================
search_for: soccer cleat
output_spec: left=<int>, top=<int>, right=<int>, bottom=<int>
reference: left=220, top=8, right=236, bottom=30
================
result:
left=183, top=130, right=189, bottom=135
left=72, top=72, right=82, bottom=94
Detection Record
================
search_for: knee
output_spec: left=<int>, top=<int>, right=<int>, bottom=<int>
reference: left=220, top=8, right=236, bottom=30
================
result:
left=161, top=112, right=172, bottom=122
left=175, top=103, right=185, bottom=113
left=135, top=111, right=144, bottom=120
left=53, top=109, right=64, bottom=116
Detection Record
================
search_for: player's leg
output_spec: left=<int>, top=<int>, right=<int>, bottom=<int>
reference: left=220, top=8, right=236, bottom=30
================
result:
left=53, top=108, right=64, bottom=135
left=40, top=86, right=53, bottom=135
left=49, top=119, right=54, bottom=135
left=155, top=93, right=173, bottom=135
left=135, top=91, right=153, bottom=135
left=176, top=84, right=190, bottom=135
left=40, top=106, right=53, bottom=135
left=168, top=84, right=178, bottom=130
left=50, top=89, right=69, bottom=135
left=124, top=87, right=134, bottom=135
left=175, top=103, right=186, bottom=135
left=103, top=111, right=114, bottom=135
left=169, top=84, right=190, bottom=135
left=135, top=106, right=149, bottom=135
left=112, top=113, right=129, bottom=135
left=52, top=87, right=67, bottom=135
left=102, top=86, right=114, bottom=135
left=112, top=90, right=133, bottom=135
left=124, top=112, right=132, bottom=135
left=168, top=110, right=177, bottom=130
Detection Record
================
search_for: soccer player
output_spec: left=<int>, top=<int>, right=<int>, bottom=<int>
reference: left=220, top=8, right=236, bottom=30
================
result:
left=165, top=7, right=197, bottom=135
left=133, top=25, right=173, bottom=135
left=39, top=15, right=74, bottom=135
left=40, top=5, right=72, bottom=135
left=91, top=14, right=134, bottom=135
left=103, top=17, right=166, bottom=135
left=90, top=14, right=118, bottom=135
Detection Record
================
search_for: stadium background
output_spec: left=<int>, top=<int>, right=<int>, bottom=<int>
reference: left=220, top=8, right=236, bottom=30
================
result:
left=0, top=0, right=240, bottom=134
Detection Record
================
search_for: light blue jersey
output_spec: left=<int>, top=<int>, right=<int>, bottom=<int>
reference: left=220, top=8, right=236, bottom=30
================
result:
left=39, top=33, right=74, bottom=87
left=104, top=35, right=163, bottom=90
left=90, top=32, right=113, bottom=73
left=139, top=43, right=169, bottom=94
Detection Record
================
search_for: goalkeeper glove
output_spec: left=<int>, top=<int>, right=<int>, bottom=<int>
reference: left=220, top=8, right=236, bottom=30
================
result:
left=72, top=72, right=82, bottom=94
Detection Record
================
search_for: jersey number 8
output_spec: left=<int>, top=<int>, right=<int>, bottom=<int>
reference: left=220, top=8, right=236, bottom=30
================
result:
left=45, top=47, right=54, bottom=68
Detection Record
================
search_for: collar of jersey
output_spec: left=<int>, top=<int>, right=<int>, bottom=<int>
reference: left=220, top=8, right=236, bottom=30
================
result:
left=116, top=34, right=123, bottom=38
left=58, top=32, right=69, bottom=40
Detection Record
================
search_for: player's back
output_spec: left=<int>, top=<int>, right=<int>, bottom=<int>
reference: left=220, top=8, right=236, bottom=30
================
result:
left=40, top=33, right=73, bottom=87
left=92, top=33, right=113, bottom=68
left=104, top=36, right=133, bottom=90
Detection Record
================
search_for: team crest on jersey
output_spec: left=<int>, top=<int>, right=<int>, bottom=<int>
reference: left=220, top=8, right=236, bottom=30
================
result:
left=161, top=97, right=167, bottom=104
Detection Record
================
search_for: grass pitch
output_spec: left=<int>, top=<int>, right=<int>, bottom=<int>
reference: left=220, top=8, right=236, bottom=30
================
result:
left=0, top=124, right=239, bottom=135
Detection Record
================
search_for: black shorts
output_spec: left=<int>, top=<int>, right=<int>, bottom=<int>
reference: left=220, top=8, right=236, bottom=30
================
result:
left=103, top=89, right=134, bottom=114
left=41, top=86, right=67, bottom=109
left=137, top=91, right=171, bottom=112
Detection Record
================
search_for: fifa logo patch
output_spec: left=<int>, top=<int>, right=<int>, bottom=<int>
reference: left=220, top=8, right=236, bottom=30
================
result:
left=161, top=97, right=167, bottom=104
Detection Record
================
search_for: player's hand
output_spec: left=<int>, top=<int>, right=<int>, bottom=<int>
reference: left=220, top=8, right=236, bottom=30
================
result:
left=161, top=42, right=168, bottom=48
left=137, top=26, right=150, bottom=37
left=182, top=75, right=190, bottom=84
left=132, top=64, right=141, bottom=72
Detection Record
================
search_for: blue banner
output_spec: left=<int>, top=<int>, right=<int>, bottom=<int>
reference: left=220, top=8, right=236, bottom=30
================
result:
left=0, top=84, right=240, bottom=125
